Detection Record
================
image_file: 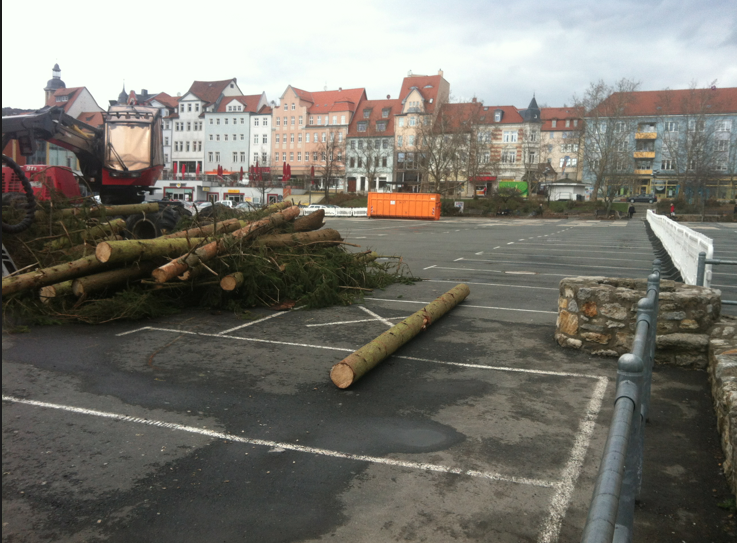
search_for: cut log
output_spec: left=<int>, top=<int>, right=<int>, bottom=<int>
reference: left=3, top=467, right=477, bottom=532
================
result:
left=329, top=284, right=470, bottom=389
left=96, top=238, right=204, bottom=264
left=162, top=218, right=242, bottom=239
left=263, top=201, right=292, bottom=214
left=2, top=255, right=109, bottom=296
left=151, top=206, right=300, bottom=284
left=45, top=218, right=128, bottom=250
left=355, top=251, right=379, bottom=263
left=72, top=262, right=158, bottom=297
left=255, top=229, right=342, bottom=248
left=35, top=202, right=159, bottom=221
left=39, top=280, right=74, bottom=302
left=293, top=209, right=325, bottom=232
left=220, top=272, right=244, bottom=291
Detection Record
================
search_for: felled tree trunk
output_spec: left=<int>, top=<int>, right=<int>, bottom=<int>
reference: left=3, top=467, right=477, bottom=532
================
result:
left=162, top=218, right=242, bottom=239
left=330, top=284, right=470, bottom=388
left=2, top=255, right=109, bottom=296
left=46, top=218, right=128, bottom=250
left=293, top=209, right=325, bottom=232
left=255, top=228, right=342, bottom=248
left=220, top=272, right=244, bottom=291
left=39, top=280, right=74, bottom=302
left=96, top=238, right=204, bottom=264
left=151, top=206, right=300, bottom=284
left=35, top=202, right=159, bottom=221
left=72, top=262, right=158, bottom=297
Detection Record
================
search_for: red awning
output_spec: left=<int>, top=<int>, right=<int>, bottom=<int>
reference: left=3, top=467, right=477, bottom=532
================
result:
left=469, top=176, right=497, bottom=183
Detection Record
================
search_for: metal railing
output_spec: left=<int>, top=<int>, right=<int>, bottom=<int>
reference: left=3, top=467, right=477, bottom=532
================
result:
left=581, top=260, right=661, bottom=543
left=646, top=210, right=713, bottom=285
left=697, top=251, right=737, bottom=306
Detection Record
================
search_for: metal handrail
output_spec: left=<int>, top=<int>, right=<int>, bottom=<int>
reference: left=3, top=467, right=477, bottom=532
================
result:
left=581, top=260, right=661, bottom=543
left=697, top=251, right=737, bottom=306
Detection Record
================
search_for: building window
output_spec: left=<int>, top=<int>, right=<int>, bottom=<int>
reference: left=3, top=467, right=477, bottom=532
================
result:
left=297, top=152, right=302, bottom=161
left=305, top=133, right=310, bottom=143
left=502, top=149, right=516, bottom=163
left=313, top=152, right=318, bottom=161
left=208, top=152, right=213, bottom=162
left=198, top=142, right=202, bottom=151
left=551, top=119, right=557, bottom=128
left=283, top=152, right=287, bottom=161
left=283, top=117, right=287, bottom=126
left=322, top=132, right=326, bottom=142
left=290, top=134, right=295, bottom=143
left=565, top=120, right=571, bottom=127
left=408, top=135, right=415, bottom=146
left=263, top=135, right=268, bottom=144
left=263, top=118, right=268, bottom=126
left=717, top=140, right=729, bottom=152
left=291, top=103, right=295, bottom=110
left=233, top=152, right=238, bottom=162
left=254, top=153, right=259, bottom=163
left=224, top=118, right=228, bottom=125
left=216, top=135, right=220, bottom=141
left=376, top=121, right=387, bottom=131
left=217, top=118, right=220, bottom=125
left=614, top=121, right=625, bottom=133
left=317, top=116, right=322, bottom=125
left=291, top=116, right=295, bottom=125
left=240, top=134, right=244, bottom=141
left=409, top=117, right=416, bottom=126
left=215, top=152, right=220, bottom=162
left=382, top=108, right=390, bottom=118
left=240, top=152, right=245, bottom=162
left=276, top=134, right=280, bottom=143
left=502, top=131, right=518, bottom=143
left=528, top=151, right=537, bottom=163
left=262, top=152, right=267, bottom=163
left=299, top=116, right=303, bottom=125
left=661, top=159, right=674, bottom=170
left=298, top=133, right=303, bottom=143
left=224, top=135, right=228, bottom=141
left=397, top=135, right=403, bottom=147
left=254, top=135, right=259, bottom=144
left=383, top=139, right=389, bottom=149
left=186, top=142, right=190, bottom=152
left=528, top=131, right=537, bottom=142
left=276, top=117, right=280, bottom=126
left=186, top=122, right=191, bottom=131
left=209, top=119, right=213, bottom=125
left=309, top=116, right=314, bottom=125
left=195, top=103, right=199, bottom=112
left=289, top=152, right=294, bottom=161
left=382, top=156, right=387, bottom=167
left=341, top=115, right=346, bottom=124
left=254, top=118, right=259, bottom=126
left=398, top=118, right=405, bottom=127
left=332, top=115, right=337, bottom=124
left=357, top=122, right=367, bottom=132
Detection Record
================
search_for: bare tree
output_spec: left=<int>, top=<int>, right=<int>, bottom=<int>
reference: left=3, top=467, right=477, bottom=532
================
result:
left=574, top=78, right=640, bottom=204
left=315, top=130, right=347, bottom=203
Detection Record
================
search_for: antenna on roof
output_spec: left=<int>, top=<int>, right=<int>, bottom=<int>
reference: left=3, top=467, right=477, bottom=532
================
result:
left=324, top=82, right=327, bottom=91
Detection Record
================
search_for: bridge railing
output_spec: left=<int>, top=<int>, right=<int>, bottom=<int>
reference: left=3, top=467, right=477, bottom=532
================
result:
left=581, top=260, right=661, bottom=543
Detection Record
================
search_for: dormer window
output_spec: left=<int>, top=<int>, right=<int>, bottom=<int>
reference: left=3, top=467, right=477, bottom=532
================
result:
left=494, top=109, right=503, bottom=122
left=382, top=108, right=390, bottom=118
left=363, top=109, right=371, bottom=119
left=551, top=119, right=557, bottom=128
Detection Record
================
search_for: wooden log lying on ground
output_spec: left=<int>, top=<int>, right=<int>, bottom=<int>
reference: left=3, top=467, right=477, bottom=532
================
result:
left=162, top=218, right=242, bottom=239
left=46, top=218, right=128, bottom=250
left=2, top=255, right=110, bottom=296
left=293, top=209, right=325, bottom=232
left=96, top=238, right=204, bottom=264
left=255, top=229, right=342, bottom=248
left=39, top=280, right=74, bottom=302
left=35, top=202, right=159, bottom=221
left=329, top=283, right=470, bottom=389
left=220, top=272, right=244, bottom=291
left=151, top=206, right=300, bottom=284
left=72, top=262, right=159, bottom=297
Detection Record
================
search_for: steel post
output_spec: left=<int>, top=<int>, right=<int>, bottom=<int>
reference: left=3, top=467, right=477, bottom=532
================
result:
left=696, top=252, right=706, bottom=286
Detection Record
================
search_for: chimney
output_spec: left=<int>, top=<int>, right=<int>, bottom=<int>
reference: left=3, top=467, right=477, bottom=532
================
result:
left=339, top=87, right=342, bottom=92
left=386, top=94, right=390, bottom=99
left=142, top=89, right=148, bottom=96
left=472, top=97, right=477, bottom=103
left=438, top=69, right=443, bottom=77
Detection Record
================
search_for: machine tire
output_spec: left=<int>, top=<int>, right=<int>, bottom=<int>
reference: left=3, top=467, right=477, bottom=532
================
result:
left=155, top=206, right=180, bottom=235
left=126, top=212, right=161, bottom=239
left=2, top=155, right=36, bottom=234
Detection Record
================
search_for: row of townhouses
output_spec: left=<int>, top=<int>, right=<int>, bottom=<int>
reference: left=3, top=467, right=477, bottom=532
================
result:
left=6, top=65, right=737, bottom=202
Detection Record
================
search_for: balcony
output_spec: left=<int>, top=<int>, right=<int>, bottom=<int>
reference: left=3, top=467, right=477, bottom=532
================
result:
left=635, top=132, right=657, bottom=140
left=633, top=151, right=655, bottom=159
left=634, top=169, right=653, bottom=175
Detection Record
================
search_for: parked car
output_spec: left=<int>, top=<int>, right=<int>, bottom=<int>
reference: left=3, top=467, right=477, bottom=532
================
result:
left=628, top=193, right=657, bottom=203
left=236, top=202, right=260, bottom=212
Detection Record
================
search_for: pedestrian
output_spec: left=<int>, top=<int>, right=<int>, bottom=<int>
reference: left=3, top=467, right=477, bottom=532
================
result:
left=628, top=203, right=635, bottom=219
left=670, top=202, right=676, bottom=219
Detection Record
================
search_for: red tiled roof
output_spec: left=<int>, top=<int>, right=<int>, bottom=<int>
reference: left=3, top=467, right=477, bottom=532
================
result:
left=590, top=87, right=737, bottom=117
left=435, top=102, right=484, bottom=131
left=45, top=87, right=83, bottom=111
left=77, top=111, right=103, bottom=128
left=186, top=79, right=237, bottom=104
left=347, top=98, right=402, bottom=137
left=476, top=105, right=524, bottom=125
left=398, top=74, right=445, bottom=113
left=540, top=107, right=584, bottom=131
left=150, top=92, right=179, bottom=109
left=305, top=88, right=366, bottom=114
left=257, top=105, right=272, bottom=114
left=217, top=95, right=262, bottom=113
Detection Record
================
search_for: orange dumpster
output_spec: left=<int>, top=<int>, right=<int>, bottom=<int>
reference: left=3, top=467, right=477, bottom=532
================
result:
left=367, top=192, right=441, bottom=220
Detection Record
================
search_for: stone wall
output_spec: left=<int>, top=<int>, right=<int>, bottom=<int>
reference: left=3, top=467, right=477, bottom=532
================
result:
left=555, top=276, right=721, bottom=368
left=708, top=318, right=737, bottom=497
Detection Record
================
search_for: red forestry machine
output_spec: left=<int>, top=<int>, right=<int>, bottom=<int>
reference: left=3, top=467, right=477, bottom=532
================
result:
left=2, top=104, right=166, bottom=234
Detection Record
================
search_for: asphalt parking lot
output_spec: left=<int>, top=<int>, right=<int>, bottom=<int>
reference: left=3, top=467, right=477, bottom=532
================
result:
left=3, top=216, right=735, bottom=542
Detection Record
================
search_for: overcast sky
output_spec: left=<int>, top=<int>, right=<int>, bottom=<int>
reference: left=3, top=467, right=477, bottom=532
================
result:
left=3, top=0, right=736, bottom=112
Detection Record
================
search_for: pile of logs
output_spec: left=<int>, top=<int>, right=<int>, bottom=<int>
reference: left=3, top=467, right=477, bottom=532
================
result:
left=2, top=201, right=352, bottom=306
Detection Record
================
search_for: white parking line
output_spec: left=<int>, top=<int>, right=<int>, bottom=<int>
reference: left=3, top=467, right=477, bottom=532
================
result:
left=357, top=305, right=395, bottom=328
left=218, top=311, right=288, bottom=335
left=306, top=316, right=407, bottom=328
left=426, top=279, right=558, bottom=291
left=423, top=264, right=437, bottom=270
left=1, top=395, right=554, bottom=489
left=428, top=266, right=571, bottom=278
